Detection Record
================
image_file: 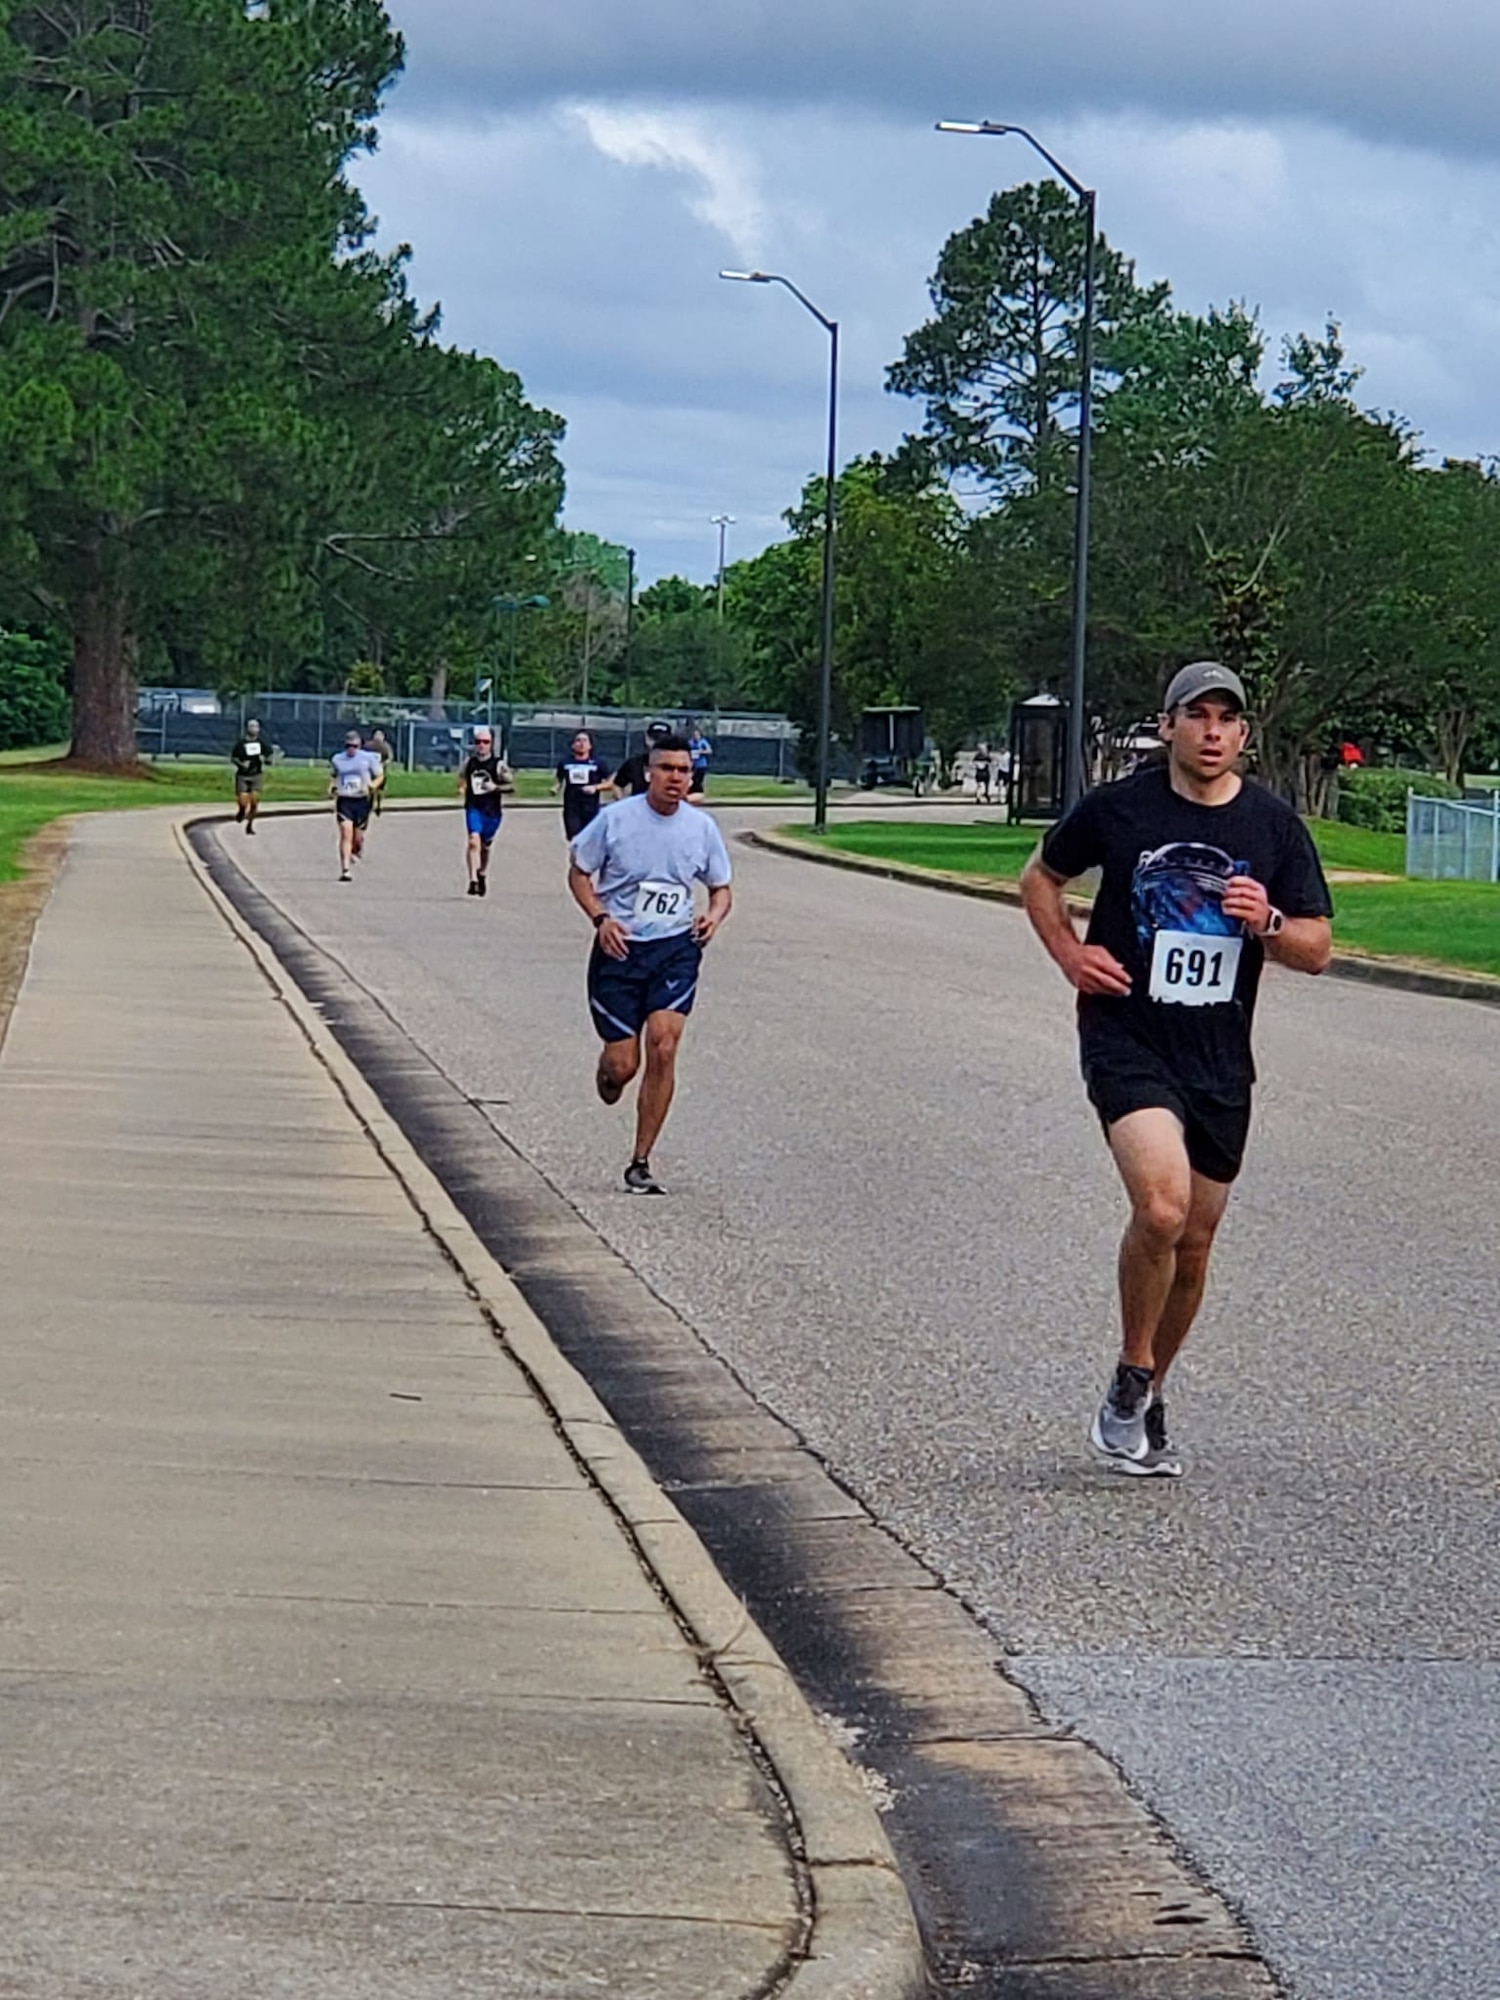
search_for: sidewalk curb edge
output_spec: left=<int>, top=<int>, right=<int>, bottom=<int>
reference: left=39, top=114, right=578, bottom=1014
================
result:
left=174, top=812, right=930, bottom=2000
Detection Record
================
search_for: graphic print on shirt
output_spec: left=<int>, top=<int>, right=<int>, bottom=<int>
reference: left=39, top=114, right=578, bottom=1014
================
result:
left=1132, top=842, right=1247, bottom=1008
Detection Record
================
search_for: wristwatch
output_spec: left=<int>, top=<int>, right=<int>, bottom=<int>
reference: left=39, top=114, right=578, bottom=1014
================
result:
left=591, top=911, right=608, bottom=930
left=1261, top=907, right=1284, bottom=938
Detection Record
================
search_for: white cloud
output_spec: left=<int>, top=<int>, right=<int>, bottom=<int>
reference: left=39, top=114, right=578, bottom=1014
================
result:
left=568, top=102, right=769, bottom=261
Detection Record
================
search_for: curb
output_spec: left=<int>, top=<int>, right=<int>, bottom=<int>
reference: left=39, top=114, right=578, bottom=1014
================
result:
left=174, top=810, right=929, bottom=2000
left=747, top=827, right=1500, bottom=1011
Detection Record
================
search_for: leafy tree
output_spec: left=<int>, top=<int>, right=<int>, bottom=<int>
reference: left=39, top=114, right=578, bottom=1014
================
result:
left=888, top=182, right=1169, bottom=494
left=0, top=627, right=69, bottom=748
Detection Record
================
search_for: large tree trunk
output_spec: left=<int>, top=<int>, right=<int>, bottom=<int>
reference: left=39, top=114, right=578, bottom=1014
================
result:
left=69, top=576, right=140, bottom=767
left=427, top=659, right=448, bottom=720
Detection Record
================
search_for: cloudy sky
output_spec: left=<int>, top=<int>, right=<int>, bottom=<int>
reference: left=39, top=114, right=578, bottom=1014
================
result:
left=359, top=2, right=1500, bottom=585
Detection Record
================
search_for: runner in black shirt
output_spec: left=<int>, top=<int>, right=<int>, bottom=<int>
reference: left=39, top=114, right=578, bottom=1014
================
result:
left=554, top=730, right=611, bottom=840
left=614, top=720, right=671, bottom=799
left=1021, top=661, right=1333, bottom=1477
left=457, top=725, right=511, bottom=897
left=230, top=719, right=269, bottom=834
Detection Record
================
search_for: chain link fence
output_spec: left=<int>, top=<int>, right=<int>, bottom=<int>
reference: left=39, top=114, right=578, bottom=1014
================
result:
left=1406, top=791, right=1500, bottom=883
left=136, top=689, right=800, bottom=778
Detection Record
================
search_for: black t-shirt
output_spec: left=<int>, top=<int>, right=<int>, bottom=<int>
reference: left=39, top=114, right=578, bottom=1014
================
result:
left=461, top=753, right=506, bottom=812
left=557, top=756, right=607, bottom=830
left=232, top=738, right=266, bottom=777
left=1040, top=765, right=1333, bottom=1093
left=614, top=753, right=649, bottom=797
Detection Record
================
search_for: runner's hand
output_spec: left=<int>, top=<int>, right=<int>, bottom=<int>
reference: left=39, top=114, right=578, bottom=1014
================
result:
left=596, top=916, right=631, bottom=961
left=1066, top=943, right=1132, bottom=996
left=1221, top=875, right=1272, bottom=933
left=692, top=912, right=719, bottom=945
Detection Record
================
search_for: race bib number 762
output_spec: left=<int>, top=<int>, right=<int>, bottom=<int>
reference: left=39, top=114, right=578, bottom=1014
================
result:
left=1148, top=929, right=1242, bottom=1006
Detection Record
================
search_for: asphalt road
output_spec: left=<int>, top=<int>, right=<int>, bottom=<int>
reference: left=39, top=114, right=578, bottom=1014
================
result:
left=228, top=798, right=1500, bottom=2000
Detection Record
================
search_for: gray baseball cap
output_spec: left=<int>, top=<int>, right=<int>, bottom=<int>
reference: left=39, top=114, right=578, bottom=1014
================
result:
left=1162, top=661, right=1247, bottom=713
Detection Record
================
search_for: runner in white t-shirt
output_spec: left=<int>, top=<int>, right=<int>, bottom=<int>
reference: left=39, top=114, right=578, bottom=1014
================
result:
left=567, top=733, right=733, bottom=1195
left=328, top=729, right=384, bottom=881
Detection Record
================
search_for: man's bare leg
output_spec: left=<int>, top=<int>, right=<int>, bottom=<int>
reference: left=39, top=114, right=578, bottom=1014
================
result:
left=633, top=1009, right=686, bottom=1165
left=1106, top=1107, right=1194, bottom=1372
left=597, top=1034, right=640, bottom=1106
left=1149, top=1171, right=1231, bottom=1386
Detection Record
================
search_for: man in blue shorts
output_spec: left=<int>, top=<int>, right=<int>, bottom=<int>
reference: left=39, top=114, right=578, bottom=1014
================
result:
left=568, top=733, right=733, bottom=1195
left=457, top=724, right=510, bottom=896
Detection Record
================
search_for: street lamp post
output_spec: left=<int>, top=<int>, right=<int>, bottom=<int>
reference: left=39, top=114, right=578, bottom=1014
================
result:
left=937, top=120, right=1095, bottom=808
left=720, top=270, right=839, bottom=832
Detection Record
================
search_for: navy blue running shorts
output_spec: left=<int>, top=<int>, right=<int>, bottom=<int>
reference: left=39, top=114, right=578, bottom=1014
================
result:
left=588, top=931, right=703, bottom=1043
left=336, top=796, right=372, bottom=827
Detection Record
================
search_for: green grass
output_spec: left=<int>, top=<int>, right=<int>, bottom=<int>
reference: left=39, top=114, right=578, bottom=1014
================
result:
left=785, top=815, right=1500, bottom=978
left=0, top=758, right=456, bottom=882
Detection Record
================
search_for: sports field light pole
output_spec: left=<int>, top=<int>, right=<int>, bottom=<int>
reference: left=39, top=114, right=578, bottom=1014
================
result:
left=720, top=269, right=839, bottom=831
left=492, top=593, right=549, bottom=749
left=710, top=512, right=735, bottom=620
left=937, top=119, right=1095, bottom=806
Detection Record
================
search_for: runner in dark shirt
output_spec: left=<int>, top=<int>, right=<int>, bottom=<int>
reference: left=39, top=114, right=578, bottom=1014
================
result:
left=457, top=724, right=511, bottom=898
left=231, top=720, right=269, bottom=834
left=1021, top=661, right=1333, bottom=1477
left=614, top=720, right=671, bottom=799
left=554, top=731, right=611, bottom=840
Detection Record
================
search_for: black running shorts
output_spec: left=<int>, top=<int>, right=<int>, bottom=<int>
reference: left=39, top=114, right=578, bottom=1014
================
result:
left=1082, top=1047, right=1252, bottom=1185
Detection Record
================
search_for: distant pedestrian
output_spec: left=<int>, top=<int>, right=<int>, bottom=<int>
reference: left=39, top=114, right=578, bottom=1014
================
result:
left=457, top=724, right=511, bottom=897
left=686, top=720, right=713, bottom=797
left=568, top=733, right=733, bottom=1196
left=555, top=730, right=611, bottom=840
left=231, top=719, right=269, bottom=834
left=329, top=728, right=384, bottom=881
left=1020, top=662, right=1333, bottom=1477
left=972, top=742, right=994, bottom=804
left=368, top=728, right=394, bottom=813
left=614, top=720, right=671, bottom=799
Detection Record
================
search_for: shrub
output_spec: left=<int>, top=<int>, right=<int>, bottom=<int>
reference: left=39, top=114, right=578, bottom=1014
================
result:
left=1337, top=766, right=1461, bottom=833
left=0, top=631, right=70, bottom=751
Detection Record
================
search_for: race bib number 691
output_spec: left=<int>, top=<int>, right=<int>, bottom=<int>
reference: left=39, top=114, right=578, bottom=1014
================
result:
left=1148, top=929, right=1241, bottom=1006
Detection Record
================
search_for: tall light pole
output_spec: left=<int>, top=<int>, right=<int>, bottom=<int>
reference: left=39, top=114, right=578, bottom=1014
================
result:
left=721, top=270, right=839, bottom=832
left=710, top=513, right=735, bottom=620
left=625, top=547, right=637, bottom=707
left=937, top=119, right=1095, bottom=807
left=492, top=593, right=549, bottom=748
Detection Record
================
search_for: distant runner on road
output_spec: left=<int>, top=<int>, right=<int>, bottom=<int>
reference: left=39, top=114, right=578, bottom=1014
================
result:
left=1020, top=662, right=1333, bottom=1477
left=613, top=720, right=671, bottom=799
left=368, top=727, right=394, bottom=814
left=686, top=719, right=713, bottom=797
left=458, top=724, right=511, bottom=897
left=568, top=733, right=733, bottom=1196
left=554, top=730, right=611, bottom=841
left=329, top=729, right=383, bottom=882
left=231, top=719, right=269, bottom=834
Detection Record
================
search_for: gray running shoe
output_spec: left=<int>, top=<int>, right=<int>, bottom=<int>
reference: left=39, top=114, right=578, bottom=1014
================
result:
left=624, top=1159, right=664, bottom=1196
left=1089, top=1362, right=1154, bottom=1464
left=1105, top=1395, right=1184, bottom=1478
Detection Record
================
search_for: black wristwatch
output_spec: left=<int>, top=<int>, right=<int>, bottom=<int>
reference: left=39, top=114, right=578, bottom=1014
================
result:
left=591, top=911, right=608, bottom=930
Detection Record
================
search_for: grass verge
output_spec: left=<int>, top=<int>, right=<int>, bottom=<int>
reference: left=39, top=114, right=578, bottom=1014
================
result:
left=782, top=817, right=1500, bottom=979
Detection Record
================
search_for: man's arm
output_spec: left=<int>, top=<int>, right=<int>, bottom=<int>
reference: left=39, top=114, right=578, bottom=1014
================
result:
left=568, top=861, right=629, bottom=960
left=1019, top=850, right=1132, bottom=996
left=693, top=883, right=733, bottom=945
left=1220, top=875, right=1331, bottom=973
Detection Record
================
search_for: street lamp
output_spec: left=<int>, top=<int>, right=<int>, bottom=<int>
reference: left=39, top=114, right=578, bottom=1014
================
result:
left=937, top=119, right=1095, bottom=807
left=492, top=593, right=550, bottom=747
left=710, top=513, right=735, bottom=621
left=720, top=269, right=839, bottom=832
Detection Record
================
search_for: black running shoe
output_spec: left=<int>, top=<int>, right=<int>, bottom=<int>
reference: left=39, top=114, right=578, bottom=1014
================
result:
left=624, top=1159, right=664, bottom=1196
left=476, top=873, right=487, bottom=897
left=466, top=879, right=479, bottom=896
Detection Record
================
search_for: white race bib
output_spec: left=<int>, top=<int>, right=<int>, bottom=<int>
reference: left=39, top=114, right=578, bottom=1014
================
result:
left=469, top=769, right=496, bottom=796
left=337, top=771, right=368, bottom=796
left=632, top=878, right=691, bottom=938
left=1149, top=929, right=1241, bottom=1006
left=565, top=763, right=593, bottom=786
left=242, top=743, right=262, bottom=762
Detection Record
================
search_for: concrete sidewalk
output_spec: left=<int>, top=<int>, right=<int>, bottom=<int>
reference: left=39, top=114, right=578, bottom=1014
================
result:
left=0, top=812, right=919, bottom=1998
